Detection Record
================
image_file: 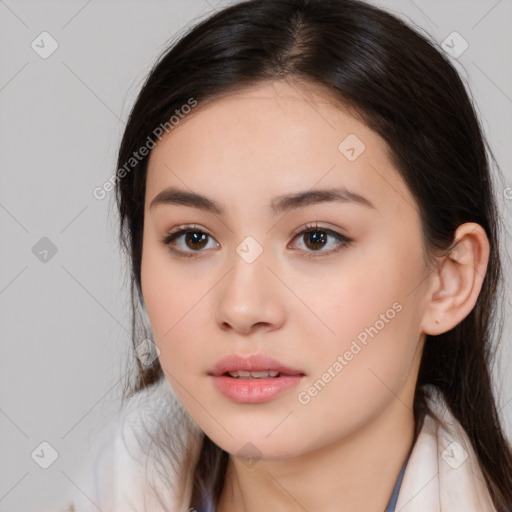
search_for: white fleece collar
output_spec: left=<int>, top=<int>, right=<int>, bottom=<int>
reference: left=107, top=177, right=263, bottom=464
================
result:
left=64, top=378, right=497, bottom=512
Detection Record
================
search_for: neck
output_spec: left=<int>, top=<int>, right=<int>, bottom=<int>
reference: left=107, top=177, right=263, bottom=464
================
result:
left=217, top=396, right=416, bottom=512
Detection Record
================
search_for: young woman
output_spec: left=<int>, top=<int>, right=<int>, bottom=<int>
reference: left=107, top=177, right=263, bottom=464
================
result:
left=62, top=0, right=512, bottom=510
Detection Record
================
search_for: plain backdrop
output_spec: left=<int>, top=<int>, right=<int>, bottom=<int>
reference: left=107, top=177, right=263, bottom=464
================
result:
left=0, top=0, right=511, bottom=510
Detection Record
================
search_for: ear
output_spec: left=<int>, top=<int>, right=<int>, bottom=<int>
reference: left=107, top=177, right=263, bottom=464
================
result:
left=421, top=222, right=490, bottom=336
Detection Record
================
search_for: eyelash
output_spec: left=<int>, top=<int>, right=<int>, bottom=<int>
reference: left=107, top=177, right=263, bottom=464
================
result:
left=160, top=222, right=353, bottom=259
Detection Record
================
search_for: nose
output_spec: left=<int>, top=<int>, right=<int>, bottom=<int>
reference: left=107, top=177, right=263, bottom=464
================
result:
left=215, top=244, right=286, bottom=335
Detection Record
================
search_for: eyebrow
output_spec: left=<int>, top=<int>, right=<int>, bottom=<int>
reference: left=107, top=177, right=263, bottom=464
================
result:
left=149, top=186, right=375, bottom=215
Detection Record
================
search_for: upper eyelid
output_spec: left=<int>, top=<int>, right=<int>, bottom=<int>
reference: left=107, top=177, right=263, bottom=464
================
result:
left=163, top=224, right=350, bottom=249
left=165, top=223, right=345, bottom=239
left=291, top=222, right=344, bottom=236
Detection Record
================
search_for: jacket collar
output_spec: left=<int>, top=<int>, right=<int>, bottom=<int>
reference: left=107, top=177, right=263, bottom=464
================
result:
left=86, top=378, right=496, bottom=511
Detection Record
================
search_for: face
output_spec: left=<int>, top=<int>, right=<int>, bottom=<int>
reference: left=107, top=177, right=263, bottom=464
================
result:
left=141, top=80, right=431, bottom=460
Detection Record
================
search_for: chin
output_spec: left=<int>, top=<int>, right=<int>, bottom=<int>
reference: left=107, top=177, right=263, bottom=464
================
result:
left=206, top=426, right=308, bottom=462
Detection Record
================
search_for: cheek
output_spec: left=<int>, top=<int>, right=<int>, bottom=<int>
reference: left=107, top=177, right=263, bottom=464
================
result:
left=140, top=238, right=205, bottom=370
left=302, top=237, right=425, bottom=389
left=292, top=298, right=421, bottom=451
left=303, top=245, right=419, bottom=345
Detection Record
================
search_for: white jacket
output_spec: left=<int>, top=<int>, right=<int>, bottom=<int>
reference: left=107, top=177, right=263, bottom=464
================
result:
left=59, top=377, right=499, bottom=512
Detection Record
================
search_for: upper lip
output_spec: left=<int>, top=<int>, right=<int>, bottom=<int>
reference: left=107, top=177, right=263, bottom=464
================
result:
left=210, top=354, right=305, bottom=376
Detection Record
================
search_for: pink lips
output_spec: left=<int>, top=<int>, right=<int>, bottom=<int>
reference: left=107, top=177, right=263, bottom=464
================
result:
left=209, top=354, right=305, bottom=404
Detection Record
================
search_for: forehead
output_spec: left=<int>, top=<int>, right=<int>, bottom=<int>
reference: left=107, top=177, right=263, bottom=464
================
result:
left=145, top=80, right=417, bottom=219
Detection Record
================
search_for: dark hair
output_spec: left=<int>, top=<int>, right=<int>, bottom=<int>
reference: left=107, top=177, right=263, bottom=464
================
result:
left=114, top=0, right=512, bottom=509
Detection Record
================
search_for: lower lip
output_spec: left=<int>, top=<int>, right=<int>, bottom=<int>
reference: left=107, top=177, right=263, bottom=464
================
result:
left=211, top=375, right=303, bottom=404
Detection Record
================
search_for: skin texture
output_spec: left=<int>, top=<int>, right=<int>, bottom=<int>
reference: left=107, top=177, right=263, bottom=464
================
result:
left=140, top=80, right=490, bottom=512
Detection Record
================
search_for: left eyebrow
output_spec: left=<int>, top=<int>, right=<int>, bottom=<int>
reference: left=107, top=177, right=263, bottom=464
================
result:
left=270, top=187, right=375, bottom=214
left=149, top=186, right=375, bottom=215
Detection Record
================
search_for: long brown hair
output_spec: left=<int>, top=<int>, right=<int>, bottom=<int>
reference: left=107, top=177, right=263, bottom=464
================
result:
left=114, top=0, right=512, bottom=509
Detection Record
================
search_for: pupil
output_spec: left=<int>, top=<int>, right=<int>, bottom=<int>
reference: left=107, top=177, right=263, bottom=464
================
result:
left=306, top=230, right=326, bottom=250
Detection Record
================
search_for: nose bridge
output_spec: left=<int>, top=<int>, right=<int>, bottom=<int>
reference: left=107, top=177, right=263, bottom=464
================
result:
left=215, top=234, right=285, bottom=332
left=235, top=234, right=265, bottom=267
left=225, top=234, right=271, bottom=302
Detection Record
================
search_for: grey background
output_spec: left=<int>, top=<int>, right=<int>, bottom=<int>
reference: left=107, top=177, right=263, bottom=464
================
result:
left=0, top=0, right=511, bottom=510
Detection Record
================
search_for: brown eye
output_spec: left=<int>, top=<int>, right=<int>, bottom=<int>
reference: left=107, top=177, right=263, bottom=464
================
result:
left=184, top=231, right=209, bottom=250
left=161, top=225, right=219, bottom=256
left=289, top=223, right=353, bottom=258
left=303, top=229, right=328, bottom=250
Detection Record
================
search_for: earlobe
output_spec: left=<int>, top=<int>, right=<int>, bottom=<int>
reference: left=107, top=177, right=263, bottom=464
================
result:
left=421, top=222, right=490, bottom=336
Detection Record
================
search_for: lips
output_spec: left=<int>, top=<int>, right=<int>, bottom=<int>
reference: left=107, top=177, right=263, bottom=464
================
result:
left=209, top=354, right=305, bottom=404
left=210, top=354, right=304, bottom=378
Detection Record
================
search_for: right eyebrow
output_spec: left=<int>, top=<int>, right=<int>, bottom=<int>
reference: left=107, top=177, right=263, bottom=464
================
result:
left=149, top=188, right=224, bottom=214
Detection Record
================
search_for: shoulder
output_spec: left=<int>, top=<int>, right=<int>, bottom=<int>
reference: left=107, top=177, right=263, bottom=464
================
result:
left=394, top=384, right=498, bottom=511
left=57, top=378, right=203, bottom=512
